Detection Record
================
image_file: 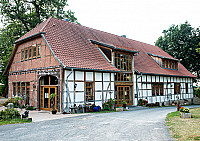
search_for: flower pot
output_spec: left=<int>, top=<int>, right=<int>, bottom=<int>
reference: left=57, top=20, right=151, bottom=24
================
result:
left=180, top=112, right=191, bottom=118
left=52, top=110, right=57, bottom=114
left=123, top=104, right=127, bottom=108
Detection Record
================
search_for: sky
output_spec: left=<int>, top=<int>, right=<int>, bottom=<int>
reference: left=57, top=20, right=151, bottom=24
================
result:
left=67, top=0, right=200, bottom=45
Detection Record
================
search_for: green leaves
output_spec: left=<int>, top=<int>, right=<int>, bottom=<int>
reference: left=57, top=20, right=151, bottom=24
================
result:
left=155, top=22, right=200, bottom=78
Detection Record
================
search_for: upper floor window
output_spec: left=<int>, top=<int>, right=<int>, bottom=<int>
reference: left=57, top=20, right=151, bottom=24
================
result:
left=115, top=73, right=132, bottom=81
left=114, top=52, right=132, bottom=71
left=21, top=44, right=41, bottom=61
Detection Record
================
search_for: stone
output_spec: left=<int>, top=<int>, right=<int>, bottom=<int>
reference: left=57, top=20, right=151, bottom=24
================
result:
left=180, top=112, right=191, bottom=118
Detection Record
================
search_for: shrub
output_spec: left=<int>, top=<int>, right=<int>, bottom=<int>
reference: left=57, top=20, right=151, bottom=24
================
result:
left=194, top=88, right=200, bottom=97
left=0, top=109, right=21, bottom=120
left=138, top=99, right=148, bottom=106
left=103, top=98, right=116, bottom=111
left=25, top=106, right=36, bottom=110
left=2, top=98, right=20, bottom=107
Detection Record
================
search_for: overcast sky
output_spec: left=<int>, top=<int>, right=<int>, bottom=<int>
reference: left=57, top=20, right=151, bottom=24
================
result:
left=67, top=0, right=200, bottom=45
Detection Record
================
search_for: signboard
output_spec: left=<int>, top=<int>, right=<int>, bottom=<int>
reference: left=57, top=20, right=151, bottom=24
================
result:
left=45, top=93, right=49, bottom=98
left=38, top=69, right=60, bottom=76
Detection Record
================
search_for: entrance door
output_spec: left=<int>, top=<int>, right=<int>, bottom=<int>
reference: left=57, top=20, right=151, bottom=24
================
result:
left=40, top=86, right=57, bottom=111
left=116, top=86, right=133, bottom=106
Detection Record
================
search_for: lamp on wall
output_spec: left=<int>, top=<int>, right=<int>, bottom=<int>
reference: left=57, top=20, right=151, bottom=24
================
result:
left=74, top=83, right=77, bottom=89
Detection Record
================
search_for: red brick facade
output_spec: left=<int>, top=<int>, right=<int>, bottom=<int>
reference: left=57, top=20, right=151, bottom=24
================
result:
left=8, top=36, right=61, bottom=110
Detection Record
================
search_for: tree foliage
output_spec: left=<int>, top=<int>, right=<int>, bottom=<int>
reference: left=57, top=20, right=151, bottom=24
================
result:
left=0, top=0, right=79, bottom=95
left=155, top=22, right=200, bottom=78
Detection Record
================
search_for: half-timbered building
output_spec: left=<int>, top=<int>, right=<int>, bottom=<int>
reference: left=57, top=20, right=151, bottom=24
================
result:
left=4, top=17, right=196, bottom=112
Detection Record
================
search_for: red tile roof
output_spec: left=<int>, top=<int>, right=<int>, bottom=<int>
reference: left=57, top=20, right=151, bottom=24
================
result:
left=14, top=17, right=196, bottom=77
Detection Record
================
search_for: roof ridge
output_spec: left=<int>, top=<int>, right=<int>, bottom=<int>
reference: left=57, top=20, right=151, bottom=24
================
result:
left=40, top=16, right=52, bottom=32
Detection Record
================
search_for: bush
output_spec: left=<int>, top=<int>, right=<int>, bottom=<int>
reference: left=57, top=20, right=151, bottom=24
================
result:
left=2, top=98, right=20, bottom=107
left=25, top=106, right=36, bottom=110
left=138, top=99, right=148, bottom=106
left=0, top=109, right=21, bottom=120
left=103, top=98, right=116, bottom=111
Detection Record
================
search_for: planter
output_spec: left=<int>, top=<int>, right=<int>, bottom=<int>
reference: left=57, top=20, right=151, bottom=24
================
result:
left=116, top=107, right=123, bottom=112
left=52, top=110, right=57, bottom=114
left=122, top=104, right=127, bottom=108
left=180, top=112, right=191, bottom=118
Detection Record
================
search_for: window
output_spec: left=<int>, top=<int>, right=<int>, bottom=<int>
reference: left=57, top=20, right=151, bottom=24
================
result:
left=29, top=48, right=32, bottom=58
left=114, top=52, right=132, bottom=71
left=86, top=82, right=93, bottom=101
left=152, top=83, right=164, bottom=96
left=21, top=50, right=24, bottom=60
left=33, top=46, right=37, bottom=57
left=21, top=44, right=41, bottom=61
left=174, top=83, right=180, bottom=94
left=185, top=83, right=188, bottom=94
left=115, top=73, right=132, bottom=81
left=162, top=59, right=178, bottom=70
left=25, top=49, right=28, bottom=59
left=40, top=76, right=58, bottom=86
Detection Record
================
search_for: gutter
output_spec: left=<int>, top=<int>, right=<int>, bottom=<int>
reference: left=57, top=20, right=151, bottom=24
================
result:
left=65, top=68, right=73, bottom=113
left=14, top=32, right=45, bottom=44
left=89, top=39, right=139, bottom=54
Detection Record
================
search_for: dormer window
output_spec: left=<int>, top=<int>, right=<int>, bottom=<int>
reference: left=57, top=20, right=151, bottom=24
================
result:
left=21, top=44, right=41, bottom=61
left=148, top=53, right=178, bottom=70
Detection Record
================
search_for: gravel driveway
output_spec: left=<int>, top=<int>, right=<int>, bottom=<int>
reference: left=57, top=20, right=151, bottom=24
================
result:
left=1, top=105, right=199, bottom=141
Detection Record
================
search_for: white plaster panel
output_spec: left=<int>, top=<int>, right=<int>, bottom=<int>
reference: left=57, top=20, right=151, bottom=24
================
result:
left=95, top=102, right=102, bottom=107
left=146, top=90, right=151, bottom=97
left=164, top=77, right=167, bottom=82
left=142, top=75, right=146, bottom=82
left=70, top=92, right=74, bottom=103
left=68, top=82, right=74, bottom=91
left=152, top=76, right=155, bottom=82
left=147, top=84, right=151, bottom=89
left=147, top=75, right=151, bottom=82
left=86, top=72, right=93, bottom=81
left=95, top=92, right=102, bottom=100
left=160, top=76, right=163, bottom=82
left=65, top=70, right=73, bottom=80
left=103, top=73, right=110, bottom=81
left=103, top=82, right=110, bottom=90
left=111, top=73, right=114, bottom=81
left=168, top=77, right=171, bottom=82
left=95, top=72, right=102, bottom=81
left=156, top=76, right=159, bottom=82
left=75, top=71, right=84, bottom=81
left=75, top=82, right=84, bottom=91
left=75, top=92, right=84, bottom=102
left=111, top=82, right=114, bottom=91
left=95, top=82, right=102, bottom=90
left=142, top=90, right=147, bottom=97
left=177, top=77, right=180, bottom=82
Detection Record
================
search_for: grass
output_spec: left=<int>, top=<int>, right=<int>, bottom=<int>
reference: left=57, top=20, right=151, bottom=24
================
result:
left=165, top=108, right=200, bottom=141
left=0, top=118, right=31, bottom=125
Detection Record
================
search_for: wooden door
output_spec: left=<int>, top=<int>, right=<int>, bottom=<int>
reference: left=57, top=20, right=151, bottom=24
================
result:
left=116, top=86, right=133, bottom=106
left=40, top=86, right=57, bottom=111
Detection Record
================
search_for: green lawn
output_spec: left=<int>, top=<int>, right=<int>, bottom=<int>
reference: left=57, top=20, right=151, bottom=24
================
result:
left=166, top=108, right=200, bottom=140
left=0, top=118, right=31, bottom=125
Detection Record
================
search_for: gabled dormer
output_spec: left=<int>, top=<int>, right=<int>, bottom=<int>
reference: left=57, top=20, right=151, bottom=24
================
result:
left=147, top=53, right=179, bottom=70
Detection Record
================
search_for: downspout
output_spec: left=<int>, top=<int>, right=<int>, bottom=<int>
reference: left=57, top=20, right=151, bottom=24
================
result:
left=136, top=73, right=142, bottom=105
left=66, top=68, right=73, bottom=113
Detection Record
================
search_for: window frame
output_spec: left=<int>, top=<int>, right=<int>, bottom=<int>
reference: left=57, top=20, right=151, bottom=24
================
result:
left=152, top=83, right=164, bottom=96
left=174, top=83, right=180, bottom=94
left=114, top=52, right=132, bottom=71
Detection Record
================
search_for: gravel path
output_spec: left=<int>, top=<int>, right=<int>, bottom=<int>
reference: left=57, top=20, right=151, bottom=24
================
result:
left=1, top=105, right=200, bottom=141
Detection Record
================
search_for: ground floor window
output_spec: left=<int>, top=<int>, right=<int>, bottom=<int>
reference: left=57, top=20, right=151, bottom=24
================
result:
left=152, top=83, right=164, bottom=96
left=86, top=82, right=93, bottom=101
left=174, top=83, right=180, bottom=94
left=12, top=82, right=30, bottom=105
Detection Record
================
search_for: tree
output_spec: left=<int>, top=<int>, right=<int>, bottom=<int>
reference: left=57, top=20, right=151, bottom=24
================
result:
left=0, top=0, right=79, bottom=95
left=0, top=0, right=79, bottom=32
left=155, top=22, right=200, bottom=78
